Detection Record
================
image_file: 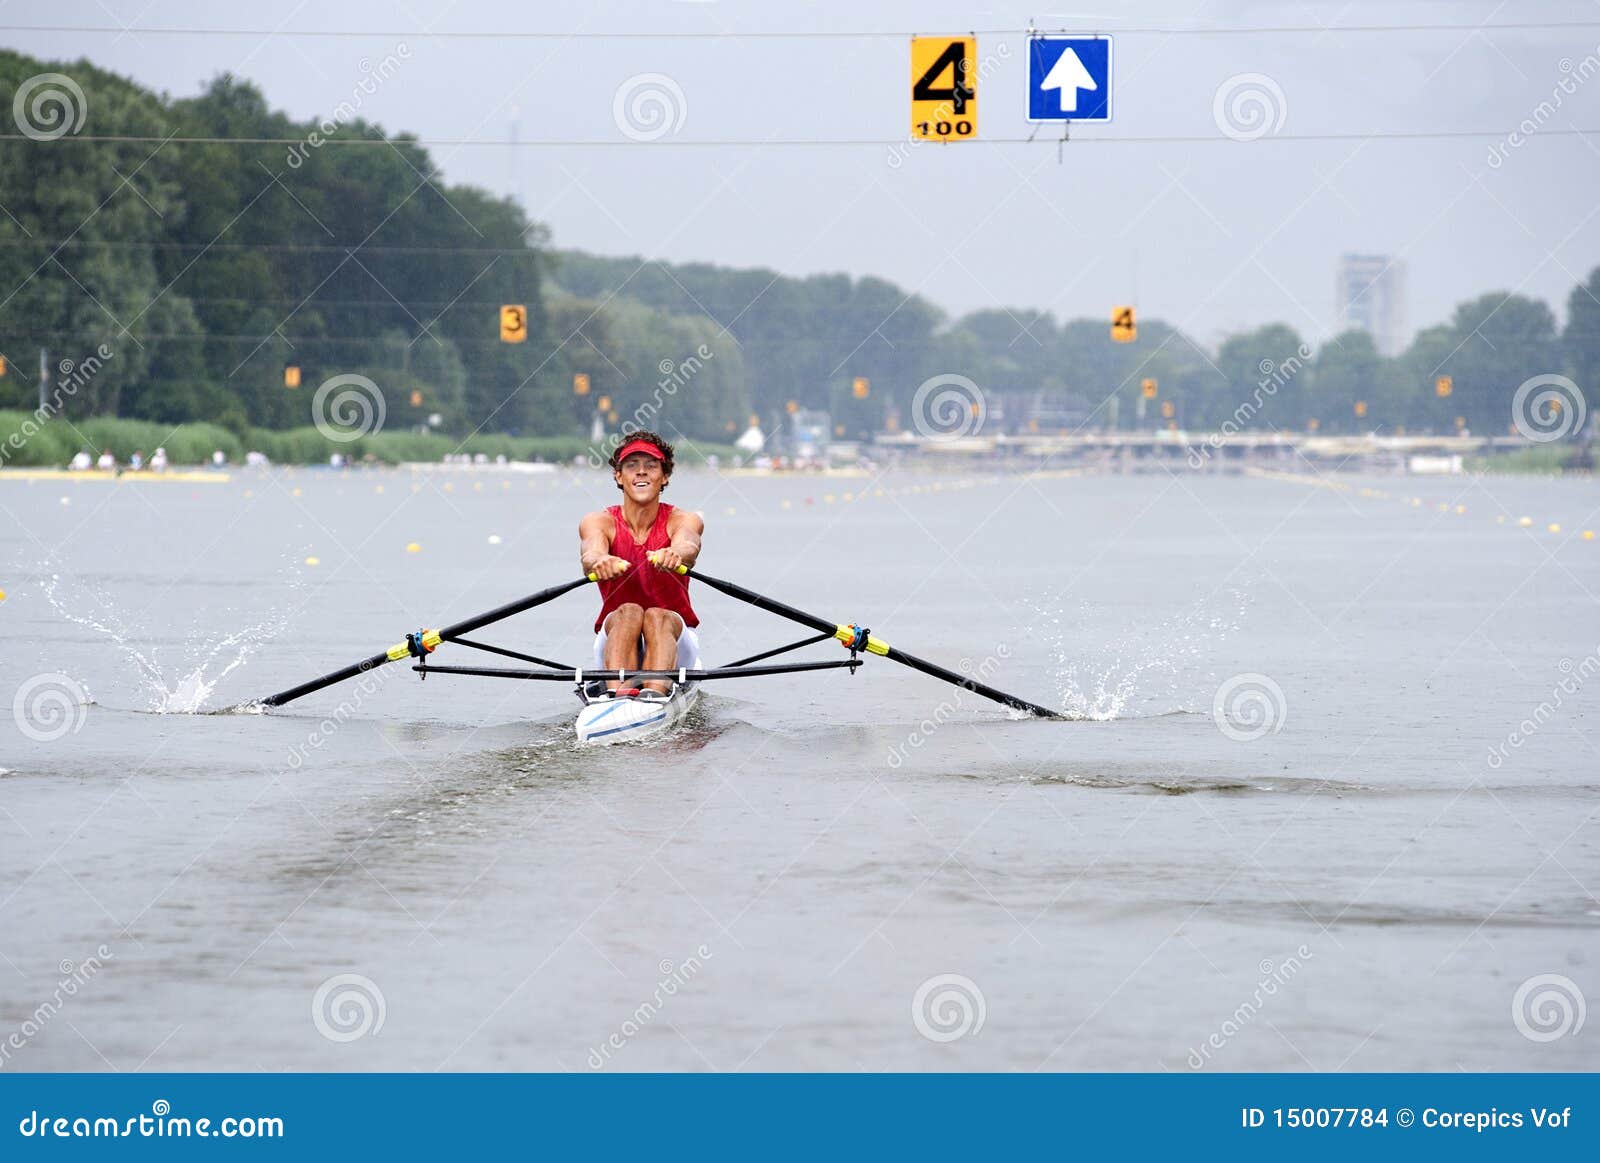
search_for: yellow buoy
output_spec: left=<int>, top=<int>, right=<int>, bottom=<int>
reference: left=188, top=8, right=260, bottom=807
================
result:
left=1455, top=505, right=1466, bottom=515
left=1583, top=530, right=1595, bottom=541
left=406, top=542, right=421, bottom=554
left=304, top=556, right=320, bottom=566
left=1518, top=516, right=1533, bottom=527
left=1548, top=523, right=1562, bottom=534
left=0, top=588, right=7, bottom=601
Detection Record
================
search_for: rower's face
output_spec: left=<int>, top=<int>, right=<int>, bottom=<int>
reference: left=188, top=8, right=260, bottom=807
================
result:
left=616, top=454, right=665, bottom=499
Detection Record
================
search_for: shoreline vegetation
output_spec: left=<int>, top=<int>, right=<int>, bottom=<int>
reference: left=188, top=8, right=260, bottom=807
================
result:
left=0, top=410, right=1588, bottom=474
left=0, top=412, right=737, bottom=469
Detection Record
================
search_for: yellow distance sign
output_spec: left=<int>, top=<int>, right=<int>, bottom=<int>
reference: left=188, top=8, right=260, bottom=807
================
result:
left=1111, top=305, right=1136, bottom=343
left=911, top=36, right=977, bottom=141
left=573, top=373, right=591, bottom=396
left=1140, top=378, right=1157, bottom=398
left=1435, top=374, right=1452, bottom=398
left=500, top=304, right=527, bottom=343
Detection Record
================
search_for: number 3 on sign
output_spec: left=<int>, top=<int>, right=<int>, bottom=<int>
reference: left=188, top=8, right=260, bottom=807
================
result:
left=911, top=37, right=977, bottom=141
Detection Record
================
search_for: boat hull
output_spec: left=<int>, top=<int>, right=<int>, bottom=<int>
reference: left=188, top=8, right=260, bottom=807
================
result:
left=575, top=686, right=699, bottom=744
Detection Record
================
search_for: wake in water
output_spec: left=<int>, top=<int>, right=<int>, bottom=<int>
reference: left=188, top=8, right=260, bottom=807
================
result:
left=1024, top=583, right=1254, bottom=720
left=37, top=568, right=288, bottom=714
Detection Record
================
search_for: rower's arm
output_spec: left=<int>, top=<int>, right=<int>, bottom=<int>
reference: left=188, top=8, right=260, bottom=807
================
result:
left=665, top=508, right=705, bottom=568
left=579, top=511, right=623, bottom=577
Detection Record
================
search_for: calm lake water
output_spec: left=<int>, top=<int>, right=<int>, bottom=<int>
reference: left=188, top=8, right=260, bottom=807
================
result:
left=1, top=464, right=1596, bottom=1071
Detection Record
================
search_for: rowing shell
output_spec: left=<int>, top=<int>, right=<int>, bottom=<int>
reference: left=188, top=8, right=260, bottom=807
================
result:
left=575, top=684, right=699, bottom=744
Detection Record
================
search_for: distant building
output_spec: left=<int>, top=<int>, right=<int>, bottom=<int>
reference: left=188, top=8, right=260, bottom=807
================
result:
left=1335, top=254, right=1406, bottom=356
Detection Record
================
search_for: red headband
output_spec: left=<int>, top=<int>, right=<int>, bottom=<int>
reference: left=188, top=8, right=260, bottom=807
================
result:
left=615, top=439, right=665, bottom=463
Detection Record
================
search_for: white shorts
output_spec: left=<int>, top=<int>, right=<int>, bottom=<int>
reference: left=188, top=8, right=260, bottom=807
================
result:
left=592, top=624, right=702, bottom=669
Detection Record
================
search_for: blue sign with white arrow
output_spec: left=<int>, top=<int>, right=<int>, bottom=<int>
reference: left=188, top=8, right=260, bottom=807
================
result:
left=1027, top=35, right=1112, bottom=122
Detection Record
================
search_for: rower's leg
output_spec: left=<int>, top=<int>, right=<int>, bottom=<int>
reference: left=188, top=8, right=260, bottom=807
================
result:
left=601, top=604, right=646, bottom=691
left=639, top=608, right=685, bottom=694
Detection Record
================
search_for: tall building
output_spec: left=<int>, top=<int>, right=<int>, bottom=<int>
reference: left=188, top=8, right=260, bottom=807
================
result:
left=1335, top=254, right=1406, bottom=356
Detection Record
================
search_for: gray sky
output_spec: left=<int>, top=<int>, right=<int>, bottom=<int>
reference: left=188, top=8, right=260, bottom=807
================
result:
left=10, top=0, right=1600, bottom=349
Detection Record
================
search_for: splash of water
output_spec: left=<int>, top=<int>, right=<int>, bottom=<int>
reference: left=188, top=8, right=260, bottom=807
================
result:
left=38, top=571, right=281, bottom=714
left=1025, top=585, right=1253, bottom=721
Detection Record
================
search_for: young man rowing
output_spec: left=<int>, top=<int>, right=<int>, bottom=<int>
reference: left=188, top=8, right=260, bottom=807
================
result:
left=578, top=432, right=704, bottom=697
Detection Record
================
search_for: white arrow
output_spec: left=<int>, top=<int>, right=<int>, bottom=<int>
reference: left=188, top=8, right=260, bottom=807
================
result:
left=1040, top=47, right=1097, bottom=113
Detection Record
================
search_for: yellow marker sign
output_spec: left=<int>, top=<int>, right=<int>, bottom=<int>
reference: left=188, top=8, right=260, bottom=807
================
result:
left=852, top=377, right=870, bottom=399
left=500, top=304, right=527, bottom=343
left=1111, top=305, right=1136, bottom=343
left=284, top=365, right=301, bottom=388
left=1435, top=374, right=1452, bottom=398
left=409, top=390, right=423, bottom=407
left=573, top=372, right=590, bottom=396
left=0, top=356, right=7, bottom=377
left=911, top=36, right=977, bottom=141
left=1354, top=400, right=1367, bottom=417
left=596, top=395, right=611, bottom=412
left=785, top=400, right=799, bottom=414
left=1307, top=418, right=1320, bottom=432
left=1141, top=378, right=1157, bottom=398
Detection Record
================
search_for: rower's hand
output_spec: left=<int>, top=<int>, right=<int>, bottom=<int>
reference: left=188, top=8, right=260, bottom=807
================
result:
left=590, top=555, right=632, bottom=581
left=648, top=549, right=684, bottom=573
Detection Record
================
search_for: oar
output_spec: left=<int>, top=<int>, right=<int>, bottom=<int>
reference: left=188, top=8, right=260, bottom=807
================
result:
left=681, top=566, right=1062, bottom=719
left=259, top=573, right=598, bottom=708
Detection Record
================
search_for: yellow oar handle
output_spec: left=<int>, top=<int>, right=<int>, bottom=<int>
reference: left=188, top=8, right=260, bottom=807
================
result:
left=646, top=552, right=690, bottom=575
left=586, top=563, right=631, bottom=582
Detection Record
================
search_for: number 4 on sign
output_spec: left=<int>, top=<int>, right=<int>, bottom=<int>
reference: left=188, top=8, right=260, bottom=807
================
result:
left=911, top=36, right=978, bottom=141
left=1111, top=306, right=1136, bottom=343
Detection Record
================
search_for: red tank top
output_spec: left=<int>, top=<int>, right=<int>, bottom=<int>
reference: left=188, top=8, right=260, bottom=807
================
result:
left=594, top=503, right=700, bottom=631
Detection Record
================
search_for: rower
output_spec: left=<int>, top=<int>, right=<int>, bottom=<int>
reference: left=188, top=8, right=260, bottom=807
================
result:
left=578, top=432, right=704, bottom=697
